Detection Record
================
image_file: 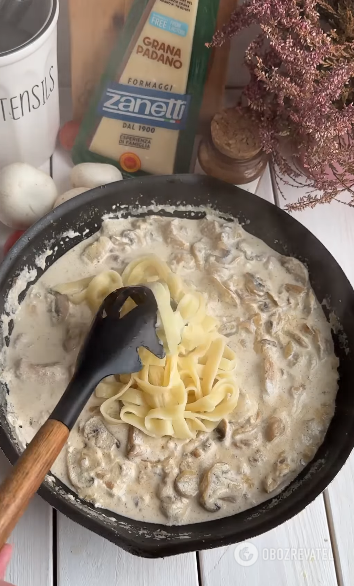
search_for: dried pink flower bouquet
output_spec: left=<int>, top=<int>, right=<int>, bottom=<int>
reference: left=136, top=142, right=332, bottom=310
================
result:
left=210, top=0, right=354, bottom=210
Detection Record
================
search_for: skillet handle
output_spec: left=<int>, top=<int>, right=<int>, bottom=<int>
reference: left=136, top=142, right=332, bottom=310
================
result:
left=0, top=419, right=69, bottom=549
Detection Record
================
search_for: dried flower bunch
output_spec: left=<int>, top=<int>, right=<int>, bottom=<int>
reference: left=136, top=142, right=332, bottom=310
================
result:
left=210, top=0, right=354, bottom=210
left=319, top=0, right=354, bottom=105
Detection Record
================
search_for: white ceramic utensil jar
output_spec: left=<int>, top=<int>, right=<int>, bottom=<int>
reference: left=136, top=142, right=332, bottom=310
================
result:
left=0, top=0, right=59, bottom=167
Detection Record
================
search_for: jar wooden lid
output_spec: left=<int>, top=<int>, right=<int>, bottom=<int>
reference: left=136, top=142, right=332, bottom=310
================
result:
left=211, top=107, right=262, bottom=160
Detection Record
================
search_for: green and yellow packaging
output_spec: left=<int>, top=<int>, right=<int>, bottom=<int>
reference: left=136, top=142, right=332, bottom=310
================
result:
left=72, top=0, right=219, bottom=177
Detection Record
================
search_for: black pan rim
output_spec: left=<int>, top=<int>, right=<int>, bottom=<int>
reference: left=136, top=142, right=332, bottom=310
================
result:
left=1, top=173, right=353, bottom=558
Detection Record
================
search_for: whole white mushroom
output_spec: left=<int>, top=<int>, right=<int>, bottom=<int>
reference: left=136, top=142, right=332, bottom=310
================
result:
left=54, top=187, right=90, bottom=208
left=0, top=163, right=57, bottom=229
left=71, top=163, right=123, bottom=189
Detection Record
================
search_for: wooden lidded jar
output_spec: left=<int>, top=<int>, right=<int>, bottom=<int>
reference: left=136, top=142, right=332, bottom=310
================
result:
left=198, top=107, right=268, bottom=184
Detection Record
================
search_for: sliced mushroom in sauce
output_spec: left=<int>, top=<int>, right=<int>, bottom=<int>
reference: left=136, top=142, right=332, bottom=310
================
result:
left=244, top=273, right=267, bottom=296
left=214, top=419, right=231, bottom=442
left=265, top=416, right=285, bottom=442
left=164, top=219, right=190, bottom=250
left=263, top=452, right=291, bottom=493
left=67, top=446, right=95, bottom=491
left=175, top=470, right=199, bottom=498
left=47, top=291, right=70, bottom=324
left=169, top=251, right=196, bottom=272
left=199, top=463, right=242, bottom=512
left=15, top=359, right=68, bottom=383
left=63, top=324, right=85, bottom=353
left=83, top=416, right=118, bottom=451
left=83, top=236, right=112, bottom=263
left=158, top=458, right=189, bottom=522
left=281, top=257, right=308, bottom=285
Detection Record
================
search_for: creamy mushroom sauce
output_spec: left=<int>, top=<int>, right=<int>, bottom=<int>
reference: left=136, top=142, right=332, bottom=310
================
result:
left=2, top=215, right=339, bottom=525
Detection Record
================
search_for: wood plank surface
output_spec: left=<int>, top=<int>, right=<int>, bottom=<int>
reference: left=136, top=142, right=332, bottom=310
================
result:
left=57, top=516, right=199, bottom=586
left=68, top=0, right=127, bottom=120
left=198, top=496, right=337, bottom=586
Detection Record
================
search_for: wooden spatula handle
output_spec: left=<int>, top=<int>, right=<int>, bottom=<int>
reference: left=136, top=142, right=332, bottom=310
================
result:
left=0, top=419, right=69, bottom=549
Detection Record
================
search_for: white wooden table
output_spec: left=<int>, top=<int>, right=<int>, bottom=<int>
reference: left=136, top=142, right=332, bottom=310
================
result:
left=1, top=88, right=353, bottom=586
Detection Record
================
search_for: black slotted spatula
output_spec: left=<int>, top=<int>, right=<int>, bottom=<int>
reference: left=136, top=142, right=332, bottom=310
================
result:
left=0, top=285, right=164, bottom=549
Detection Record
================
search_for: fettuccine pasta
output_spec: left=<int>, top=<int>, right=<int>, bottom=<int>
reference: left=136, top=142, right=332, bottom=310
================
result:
left=55, top=255, right=240, bottom=439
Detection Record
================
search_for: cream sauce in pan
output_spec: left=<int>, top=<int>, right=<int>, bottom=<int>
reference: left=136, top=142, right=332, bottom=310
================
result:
left=2, top=215, right=339, bottom=525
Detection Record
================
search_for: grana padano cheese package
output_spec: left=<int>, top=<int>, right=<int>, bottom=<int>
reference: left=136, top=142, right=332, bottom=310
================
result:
left=72, top=0, right=220, bottom=177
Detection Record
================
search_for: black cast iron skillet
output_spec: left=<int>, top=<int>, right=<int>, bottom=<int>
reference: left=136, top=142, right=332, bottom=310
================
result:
left=1, top=174, right=354, bottom=558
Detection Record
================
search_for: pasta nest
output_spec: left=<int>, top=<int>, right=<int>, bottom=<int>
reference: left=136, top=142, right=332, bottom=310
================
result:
left=55, top=255, right=240, bottom=439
